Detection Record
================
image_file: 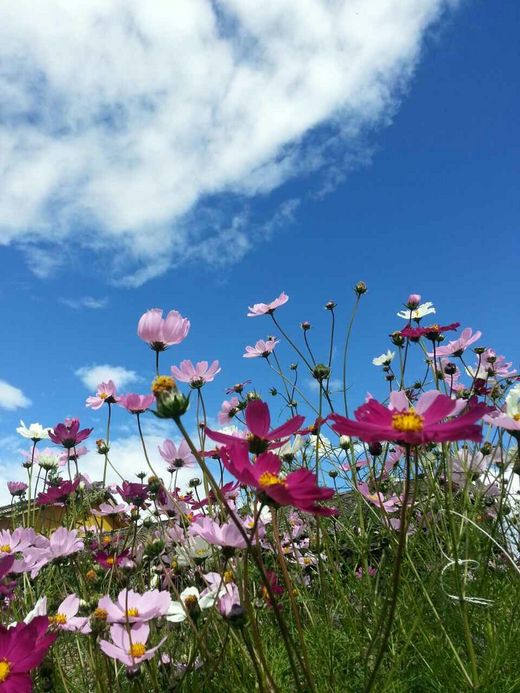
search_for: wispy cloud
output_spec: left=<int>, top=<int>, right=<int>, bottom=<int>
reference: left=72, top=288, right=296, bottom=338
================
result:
left=75, top=364, right=139, bottom=391
left=0, top=1, right=454, bottom=285
left=0, top=380, right=31, bottom=410
left=59, top=296, right=108, bottom=310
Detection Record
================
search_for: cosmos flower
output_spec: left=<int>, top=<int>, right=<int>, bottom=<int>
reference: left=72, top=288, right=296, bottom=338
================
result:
left=91, top=501, right=130, bottom=517
left=0, top=617, right=57, bottom=691
left=428, top=328, right=482, bottom=358
left=100, top=622, right=166, bottom=668
left=247, top=292, right=289, bottom=317
left=6, top=482, right=27, bottom=498
left=49, top=419, right=93, bottom=449
left=158, top=439, right=195, bottom=471
left=190, top=516, right=261, bottom=549
left=372, top=350, right=395, bottom=367
left=98, top=589, right=171, bottom=624
left=16, top=421, right=51, bottom=441
left=171, top=360, right=221, bottom=388
left=138, top=308, right=190, bottom=351
left=166, top=587, right=216, bottom=622
left=399, top=322, right=460, bottom=340
left=86, top=380, right=119, bottom=409
left=36, top=478, right=80, bottom=506
left=48, top=595, right=91, bottom=634
left=118, top=393, right=155, bottom=414
left=218, top=398, right=240, bottom=424
left=396, top=301, right=436, bottom=320
left=330, top=390, right=490, bottom=445
left=243, top=338, right=279, bottom=358
left=485, top=384, right=520, bottom=432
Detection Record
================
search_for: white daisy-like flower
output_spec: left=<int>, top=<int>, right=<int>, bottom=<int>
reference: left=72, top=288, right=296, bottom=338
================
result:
left=396, top=302, right=436, bottom=320
left=372, top=350, right=395, bottom=366
left=166, top=587, right=216, bottom=622
left=16, top=421, right=52, bottom=441
left=278, top=435, right=304, bottom=459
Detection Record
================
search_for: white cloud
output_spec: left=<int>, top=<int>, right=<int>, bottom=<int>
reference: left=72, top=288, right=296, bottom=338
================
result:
left=59, top=296, right=108, bottom=310
left=75, top=364, right=139, bottom=391
left=0, top=0, right=455, bottom=284
left=0, top=380, right=31, bottom=410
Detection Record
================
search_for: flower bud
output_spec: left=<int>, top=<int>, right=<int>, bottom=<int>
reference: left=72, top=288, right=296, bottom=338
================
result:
left=325, top=301, right=337, bottom=310
left=96, top=439, right=110, bottom=455
left=312, top=363, right=331, bottom=382
left=154, top=388, right=190, bottom=419
left=339, top=435, right=351, bottom=451
left=368, top=442, right=383, bottom=457
left=406, top=294, right=421, bottom=309
left=300, top=321, right=311, bottom=331
left=390, top=332, right=405, bottom=347
left=354, top=281, right=367, bottom=296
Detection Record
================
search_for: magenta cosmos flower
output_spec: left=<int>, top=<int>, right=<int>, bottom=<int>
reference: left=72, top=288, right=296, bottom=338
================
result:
left=100, top=623, right=166, bottom=668
left=221, top=447, right=335, bottom=516
left=49, top=418, right=93, bottom=449
left=243, top=338, right=279, bottom=359
left=330, top=390, right=490, bottom=446
left=36, top=478, right=80, bottom=506
left=206, top=400, right=304, bottom=454
left=138, top=308, right=190, bottom=351
left=98, top=589, right=171, bottom=624
left=0, top=617, right=57, bottom=692
left=158, top=439, right=195, bottom=471
left=399, top=322, right=460, bottom=340
left=247, top=292, right=288, bottom=317
left=118, top=394, right=155, bottom=414
left=171, top=360, right=221, bottom=388
left=85, top=380, right=119, bottom=410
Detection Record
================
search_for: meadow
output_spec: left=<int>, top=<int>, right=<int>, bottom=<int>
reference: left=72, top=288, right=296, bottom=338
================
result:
left=1, top=287, right=519, bottom=692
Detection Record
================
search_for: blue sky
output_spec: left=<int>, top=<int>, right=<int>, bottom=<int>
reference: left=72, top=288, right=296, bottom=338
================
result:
left=0, top=0, right=518, bottom=498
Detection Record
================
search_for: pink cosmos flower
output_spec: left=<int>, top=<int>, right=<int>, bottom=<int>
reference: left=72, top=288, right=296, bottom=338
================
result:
left=25, top=528, right=84, bottom=578
left=206, top=400, right=305, bottom=454
left=6, top=482, right=27, bottom=498
left=0, top=617, right=57, bottom=692
left=86, top=380, right=119, bottom=409
left=243, top=338, right=279, bottom=358
left=48, top=595, right=91, bottom=634
left=138, top=308, right=190, bottom=351
left=98, top=589, right=171, bottom=624
left=118, top=394, right=155, bottom=414
left=158, top=439, right=195, bottom=471
left=94, top=551, right=133, bottom=570
left=220, top=447, right=336, bottom=516
left=225, top=380, right=252, bottom=395
left=485, top=384, right=520, bottom=432
left=91, top=501, right=130, bottom=517
left=399, top=322, right=460, bottom=340
left=117, top=481, right=149, bottom=506
left=190, top=516, right=262, bottom=549
left=473, top=349, right=516, bottom=379
left=357, top=482, right=402, bottom=513
left=49, top=418, right=93, bottom=449
left=330, top=390, right=490, bottom=445
left=428, top=327, right=482, bottom=358
left=247, top=292, right=289, bottom=317
left=59, top=446, right=88, bottom=465
left=171, top=360, right=221, bottom=388
left=100, top=622, right=166, bottom=668
left=0, top=528, right=41, bottom=557
left=218, top=397, right=240, bottom=424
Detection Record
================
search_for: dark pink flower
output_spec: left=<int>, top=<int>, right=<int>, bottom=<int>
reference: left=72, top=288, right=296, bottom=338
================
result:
left=36, top=478, right=80, bottom=506
left=399, top=322, right=460, bottom=341
left=171, top=360, right=221, bottom=388
left=0, top=617, right=57, bottom=691
left=94, top=551, right=133, bottom=570
left=330, top=390, right=490, bottom=445
left=220, top=447, right=335, bottom=516
left=118, top=394, right=155, bottom=414
left=138, top=308, right=190, bottom=351
left=6, top=482, right=27, bottom=498
left=117, top=481, right=149, bottom=506
left=49, top=419, right=93, bottom=449
left=206, top=400, right=305, bottom=454
left=247, top=292, right=288, bottom=317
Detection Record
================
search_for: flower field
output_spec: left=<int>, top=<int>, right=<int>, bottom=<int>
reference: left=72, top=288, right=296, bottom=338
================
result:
left=1, top=288, right=519, bottom=692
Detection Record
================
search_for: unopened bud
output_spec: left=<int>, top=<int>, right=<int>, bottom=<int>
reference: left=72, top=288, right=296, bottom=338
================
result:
left=354, top=281, right=367, bottom=296
left=406, top=294, right=421, bottom=309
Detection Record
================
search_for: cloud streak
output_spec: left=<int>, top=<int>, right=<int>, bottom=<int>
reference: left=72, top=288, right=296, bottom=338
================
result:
left=0, top=381, right=31, bottom=410
left=0, top=0, right=454, bottom=284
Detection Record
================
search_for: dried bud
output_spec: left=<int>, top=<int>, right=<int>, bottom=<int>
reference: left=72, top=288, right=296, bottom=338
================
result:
left=300, top=321, right=311, bottom=331
left=96, top=439, right=110, bottom=455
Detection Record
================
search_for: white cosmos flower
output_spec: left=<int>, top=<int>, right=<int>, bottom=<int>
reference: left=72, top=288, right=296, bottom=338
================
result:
left=278, top=435, right=304, bottom=459
left=505, top=385, right=520, bottom=418
left=396, top=302, right=436, bottom=320
left=174, top=536, right=211, bottom=567
left=372, top=350, right=395, bottom=366
left=16, top=421, right=52, bottom=441
left=166, top=587, right=216, bottom=622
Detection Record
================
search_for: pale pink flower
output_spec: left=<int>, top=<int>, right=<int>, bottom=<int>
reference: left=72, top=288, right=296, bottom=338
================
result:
left=100, top=622, right=166, bottom=667
left=25, top=528, right=83, bottom=578
left=158, top=439, right=195, bottom=471
left=243, top=338, right=279, bottom=359
left=7, top=481, right=27, bottom=497
left=247, top=292, right=288, bottom=317
left=357, top=482, right=401, bottom=513
left=49, top=594, right=91, bottom=634
left=429, top=328, right=482, bottom=358
left=98, top=589, right=171, bottom=624
left=171, top=360, right=221, bottom=388
left=118, top=394, right=155, bottom=414
left=190, top=516, right=261, bottom=549
left=218, top=398, right=240, bottom=424
left=138, top=308, right=190, bottom=351
left=91, top=501, right=130, bottom=517
left=86, top=380, right=119, bottom=410
left=473, top=349, right=516, bottom=379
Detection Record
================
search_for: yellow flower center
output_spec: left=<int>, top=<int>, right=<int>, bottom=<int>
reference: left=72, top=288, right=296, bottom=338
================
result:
left=93, top=608, right=107, bottom=621
left=223, top=570, right=234, bottom=584
left=184, top=595, right=198, bottom=609
left=129, top=643, right=146, bottom=658
left=513, top=413, right=520, bottom=421
left=258, top=471, right=284, bottom=488
left=86, top=569, right=97, bottom=582
left=100, top=393, right=109, bottom=400
left=0, top=545, right=10, bottom=553
left=392, top=409, right=424, bottom=433
left=105, top=557, right=115, bottom=566
left=126, top=608, right=139, bottom=617
left=152, top=376, right=175, bottom=394
left=50, top=613, right=67, bottom=625
left=0, top=660, right=11, bottom=683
